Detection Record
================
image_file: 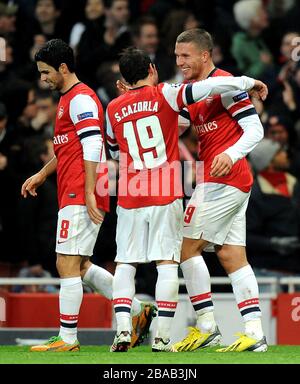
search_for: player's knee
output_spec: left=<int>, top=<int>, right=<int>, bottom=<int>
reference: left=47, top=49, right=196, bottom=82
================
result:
left=216, top=245, right=248, bottom=272
left=56, top=254, right=81, bottom=277
left=181, top=238, right=207, bottom=262
left=80, top=258, right=92, bottom=278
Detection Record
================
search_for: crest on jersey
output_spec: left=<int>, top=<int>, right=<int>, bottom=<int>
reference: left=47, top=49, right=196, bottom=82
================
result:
left=206, top=96, right=214, bottom=105
left=58, top=106, right=64, bottom=119
left=198, top=114, right=204, bottom=123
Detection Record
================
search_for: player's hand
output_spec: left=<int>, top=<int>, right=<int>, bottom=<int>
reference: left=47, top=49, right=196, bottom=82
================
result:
left=21, top=170, right=47, bottom=198
left=149, top=63, right=159, bottom=85
left=116, top=80, right=129, bottom=94
left=210, top=153, right=233, bottom=177
left=85, top=191, right=105, bottom=225
left=249, top=80, right=268, bottom=101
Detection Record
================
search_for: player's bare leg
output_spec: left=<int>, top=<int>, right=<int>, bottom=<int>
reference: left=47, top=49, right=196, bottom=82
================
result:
left=151, top=260, right=178, bottom=352
left=174, top=238, right=221, bottom=352
left=31, top=254, right=82, bottom=352
left=215, top=244, right=267, bottom=352
left=81, top=258, right=156, bottom=348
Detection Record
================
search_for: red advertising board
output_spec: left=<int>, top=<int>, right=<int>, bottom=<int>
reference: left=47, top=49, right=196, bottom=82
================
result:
left=276, top=293, right=300, bottom=345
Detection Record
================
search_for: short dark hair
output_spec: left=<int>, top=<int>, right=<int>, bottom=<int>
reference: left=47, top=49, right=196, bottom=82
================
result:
left=119, top=47, right=152, bottom=85
left=34, top=39, right=75, bottom=72
left=176, top=28, right=214, bottom=54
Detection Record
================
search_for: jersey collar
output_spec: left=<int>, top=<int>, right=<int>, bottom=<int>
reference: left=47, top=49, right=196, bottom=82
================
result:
left=206, top=67, right=218, bottom=78
left=60, top=81, right=82, bottom=96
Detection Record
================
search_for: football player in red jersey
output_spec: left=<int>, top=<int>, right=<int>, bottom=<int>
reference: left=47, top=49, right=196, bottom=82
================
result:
left=21, top=39, right=155, bottom=351
left=173, top=29, right=268, bottom=353
left=106, top=46, right=267, bottom=352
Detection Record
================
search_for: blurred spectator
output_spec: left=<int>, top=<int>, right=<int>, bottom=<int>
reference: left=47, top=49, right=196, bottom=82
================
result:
left=132, top=16, right=174, bottom=81
left=12, top=264, right=57, bottom=293
left=96, top=61, right=122, bottom=107
left=18, top=134, right=58, bottom=275
left=33, top=0, right=64, bottom=40
left=69, top=0, right=104, bottom=52
left=161, top=9, right=200, bottom=57
left=247, top=138, right=300, bottom=275
left=212, top=40, right=240, bottom=76
left=31, top=89, right=59, bottom=135
left=232, top=0, right=274, bottom=80
left=265, top=114, right=300, bottom=180
left=0, top=2, right=17, bottom=36
left=76, top=0, right=131, bottom=89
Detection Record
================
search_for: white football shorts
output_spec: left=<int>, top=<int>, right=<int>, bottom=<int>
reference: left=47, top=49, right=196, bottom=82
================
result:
left=183, top=183, right=250, bottom=251
left=115, top=198, right=183, bottom=263
left=55, top=205, right=102, bottom=256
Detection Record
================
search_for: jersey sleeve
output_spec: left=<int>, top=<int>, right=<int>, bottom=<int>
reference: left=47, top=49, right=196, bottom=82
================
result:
left=69, top=94, right=102, bottom=139
left=221, top=90, right=257, bottom=121
left=178, top=108, right=191, bottom=135
left=105, top=108, right=119, bottom=160
left=69, top=94, right=103, bottom=162
left=161, top=76, right=255, bottom=112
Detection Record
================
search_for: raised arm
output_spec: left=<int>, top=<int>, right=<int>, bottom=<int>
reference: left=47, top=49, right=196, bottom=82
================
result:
left=162, top=76, right=268, bottom=112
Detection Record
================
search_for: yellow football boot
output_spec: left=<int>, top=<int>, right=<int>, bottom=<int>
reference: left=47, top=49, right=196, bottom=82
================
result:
left=173, top=326, right=222, bottom=352
left=216, top=333, right=268, bottom=352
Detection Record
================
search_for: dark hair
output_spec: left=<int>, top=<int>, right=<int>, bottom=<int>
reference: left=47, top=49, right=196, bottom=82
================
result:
left=36, top=0, right=61, bottom=10
left=34, top=39, right=75, bottom=72
left=119, top=47, right=151, bottom=85
left=176, top=28, right=213, bottom=55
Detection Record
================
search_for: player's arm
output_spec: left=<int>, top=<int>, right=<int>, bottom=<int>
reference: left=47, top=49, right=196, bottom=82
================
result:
left=178, top=108, right=191, bottom=136
left=84, top=159, right=105, bottom=225
left=188, top=76, right=268, bottom=104
left=69, top=94, right=105, bottom=224
left=105, top=109, right=119, bottom=160
left=210, top=91, right=264, bottom=177
left=21, top=155, right=57, bottom=198
left=162, top=76, right=267, bottom=113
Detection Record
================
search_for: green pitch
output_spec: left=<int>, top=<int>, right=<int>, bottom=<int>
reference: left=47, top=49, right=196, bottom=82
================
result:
left=0, top=345, right=300, bottom=364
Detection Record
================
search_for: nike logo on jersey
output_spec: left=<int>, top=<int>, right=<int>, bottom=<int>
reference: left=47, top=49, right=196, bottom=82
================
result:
left=57, top=239, right=68, bottom=244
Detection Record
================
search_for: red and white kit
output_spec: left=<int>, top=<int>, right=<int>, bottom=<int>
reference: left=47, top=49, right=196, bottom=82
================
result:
left=106, top=75, right=257, bottom=262
left=54, top=82, right=109, bottom=256
left=180, top=68, right=264, bottom=248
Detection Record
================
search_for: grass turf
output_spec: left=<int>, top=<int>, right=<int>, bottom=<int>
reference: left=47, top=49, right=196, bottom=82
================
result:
left=0, top=345, right=299, bottom=364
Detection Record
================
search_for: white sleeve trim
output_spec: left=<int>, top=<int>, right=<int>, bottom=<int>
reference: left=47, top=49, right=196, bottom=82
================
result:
left=223, top=114, right=264, bottom=164
left=190, top=76, right=255, bottom=104
left=81, top=135, right=103, bottom=162
left=77, top=126, right=100, bottom=136
left=69, top=94, right=99, bottom=125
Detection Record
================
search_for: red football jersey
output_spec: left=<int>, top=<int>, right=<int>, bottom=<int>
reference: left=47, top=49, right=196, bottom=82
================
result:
left=186, top=68, right=255, bottom=192
left=54, top=82, right=109, bottom=211
left=106, top=83, right=186, bottom=209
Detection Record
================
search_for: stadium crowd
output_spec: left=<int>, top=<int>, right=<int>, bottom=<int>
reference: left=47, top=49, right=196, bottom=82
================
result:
left=1, top=0, right=300, bottom=294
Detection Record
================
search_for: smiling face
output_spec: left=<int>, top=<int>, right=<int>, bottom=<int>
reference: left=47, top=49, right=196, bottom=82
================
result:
left=174, top=41, right=208, bottom=81
left=37, top=61, right=64, bottom=90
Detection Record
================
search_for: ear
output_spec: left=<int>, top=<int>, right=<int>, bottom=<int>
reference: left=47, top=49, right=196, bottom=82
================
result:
left=202, top=51, right=210, bottom=63
left=59, top=63, right=68, bottom=74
